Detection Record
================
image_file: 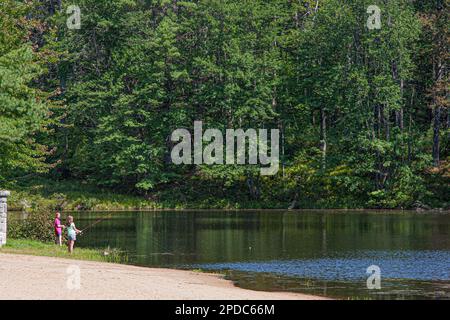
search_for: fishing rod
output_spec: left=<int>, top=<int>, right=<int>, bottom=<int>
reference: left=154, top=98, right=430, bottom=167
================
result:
left=79, top=214, right=112, bottom=235
left=76, top=214, right=169, bottom=255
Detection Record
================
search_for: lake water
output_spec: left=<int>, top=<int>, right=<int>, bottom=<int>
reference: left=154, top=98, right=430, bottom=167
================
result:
left=70, top=210, right=449, bottom=299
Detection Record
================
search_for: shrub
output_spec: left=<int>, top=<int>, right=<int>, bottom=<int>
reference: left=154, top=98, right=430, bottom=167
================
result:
left=8, top=211, right=54, bottom=242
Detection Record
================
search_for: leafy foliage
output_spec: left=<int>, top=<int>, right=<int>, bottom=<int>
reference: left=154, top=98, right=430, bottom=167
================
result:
left=8, top=211, right=54, bottom=242
left=1, top=0, right=448, bottom=208
left=0, top=0, right=52, bottom=184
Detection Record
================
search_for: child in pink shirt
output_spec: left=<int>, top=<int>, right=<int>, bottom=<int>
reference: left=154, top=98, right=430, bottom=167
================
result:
left=54, top=212, right=65, bottom=246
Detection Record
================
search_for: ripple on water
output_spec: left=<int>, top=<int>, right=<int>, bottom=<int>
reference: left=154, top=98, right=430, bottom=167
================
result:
left=195, top=250, right=450, bottom=281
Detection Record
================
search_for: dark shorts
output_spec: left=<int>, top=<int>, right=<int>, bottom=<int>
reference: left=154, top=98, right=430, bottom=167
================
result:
left=68, top=234, right=76, bottom=241
left=55, top=231, right=62, bottom=237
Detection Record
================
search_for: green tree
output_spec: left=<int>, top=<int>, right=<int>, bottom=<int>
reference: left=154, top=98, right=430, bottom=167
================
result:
left=0, top=0, right=52, bottom=184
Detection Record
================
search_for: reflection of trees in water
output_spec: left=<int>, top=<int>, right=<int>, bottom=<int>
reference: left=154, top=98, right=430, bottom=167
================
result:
left=75, top=211, right=450, bottom=267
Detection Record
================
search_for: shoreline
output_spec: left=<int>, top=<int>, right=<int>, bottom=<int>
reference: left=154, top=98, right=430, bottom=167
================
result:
left=0, top=253, right=327, bottom=300
left=9, top=208, right=450, bottom=214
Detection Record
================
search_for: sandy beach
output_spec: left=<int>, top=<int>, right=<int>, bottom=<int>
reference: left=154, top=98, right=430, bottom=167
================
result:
left=0, top=253, right=326, bottom=300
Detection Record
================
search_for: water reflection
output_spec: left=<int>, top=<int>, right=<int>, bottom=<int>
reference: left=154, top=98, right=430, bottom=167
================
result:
left=70, top=210, right=450, bottom=299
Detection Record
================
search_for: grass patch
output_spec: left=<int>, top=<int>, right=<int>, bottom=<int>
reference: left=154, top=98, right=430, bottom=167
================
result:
left=6, top=177, right=287, bottom=212
left=7, top=178, right=160, bottom=211
left=0, top=239, right=127, bottom=264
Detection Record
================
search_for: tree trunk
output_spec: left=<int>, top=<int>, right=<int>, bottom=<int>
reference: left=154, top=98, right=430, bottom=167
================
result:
left=433, top=106, right=441, bottom=167
left=447, top=109, right=450, bottom=139
left=320, top=106, right=327, bottom=169
left=432, top=47, right=444, bottom=166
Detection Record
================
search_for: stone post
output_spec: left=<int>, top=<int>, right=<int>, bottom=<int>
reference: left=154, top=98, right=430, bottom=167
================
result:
left=0, top=191, right=10, bottom=247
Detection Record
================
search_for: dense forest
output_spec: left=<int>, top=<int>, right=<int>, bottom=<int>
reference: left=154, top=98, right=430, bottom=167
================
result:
left=0, top=0, right=448, bottom=209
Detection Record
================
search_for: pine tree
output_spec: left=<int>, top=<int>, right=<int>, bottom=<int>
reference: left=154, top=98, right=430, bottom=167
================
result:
left=0, top=0, right=52, bottom=184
